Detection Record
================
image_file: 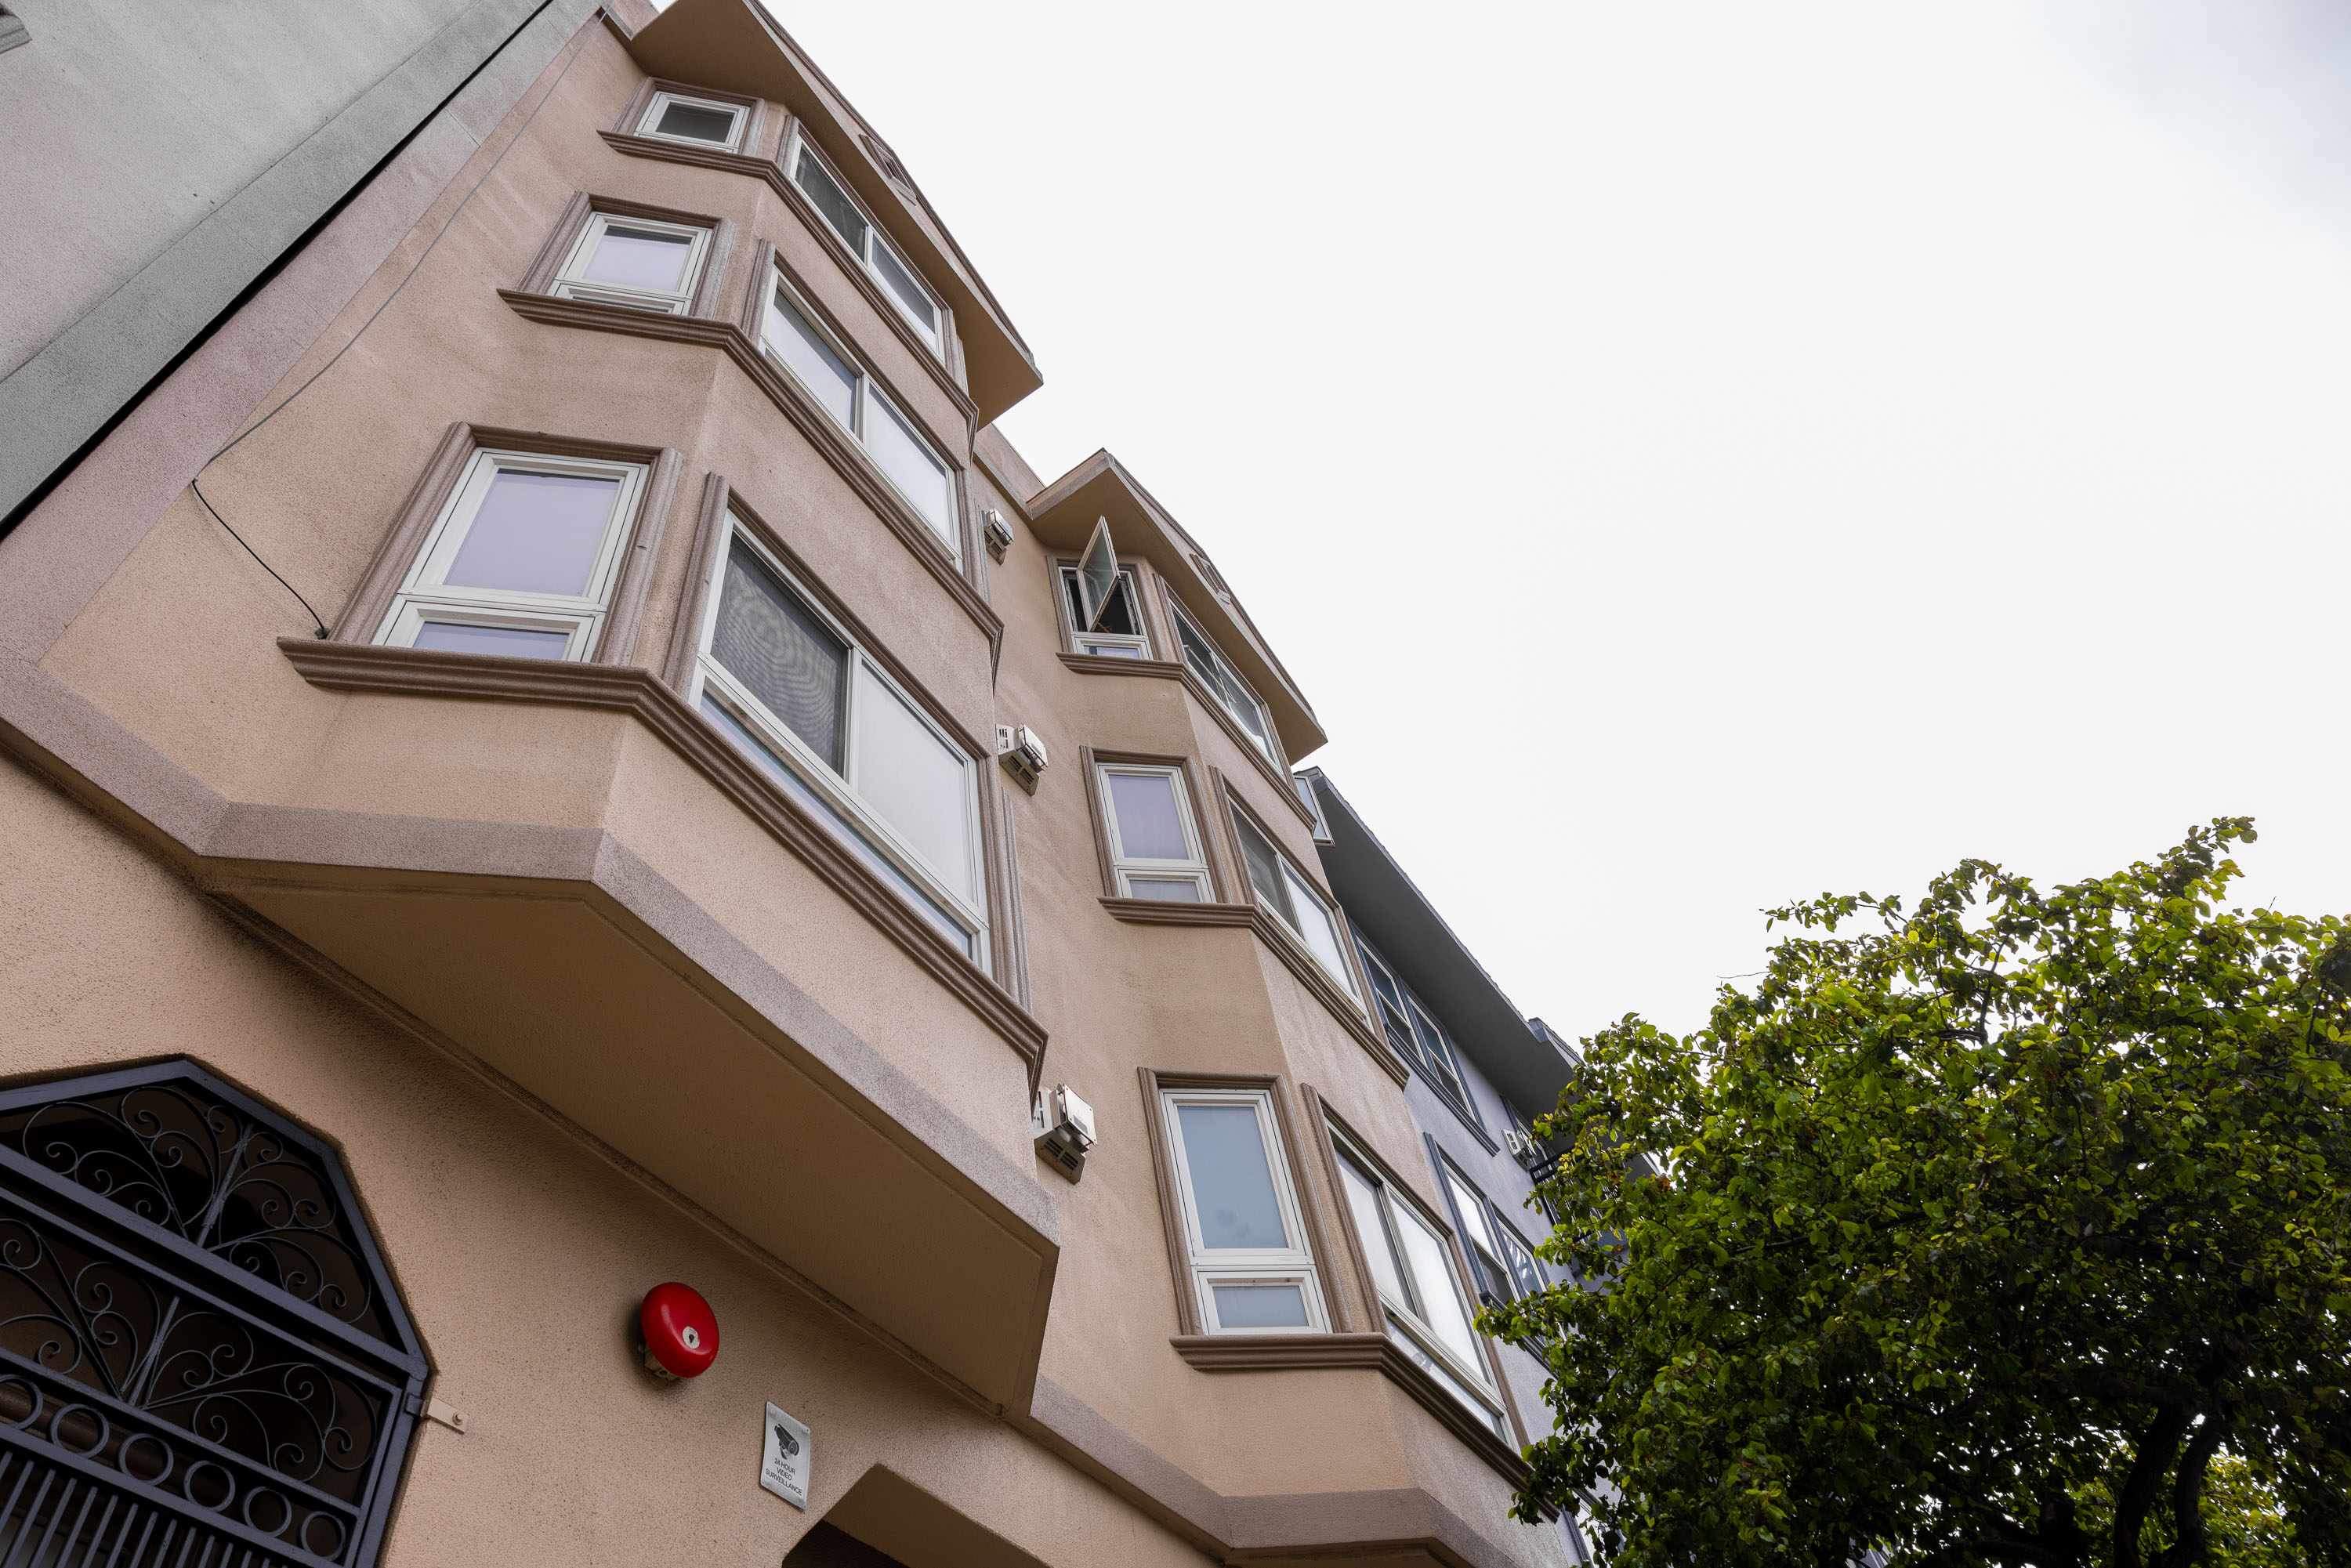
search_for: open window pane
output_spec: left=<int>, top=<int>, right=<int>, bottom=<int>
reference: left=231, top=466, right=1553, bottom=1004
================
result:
left=711, top=542, right=849, bottom=770
left=443, top=470, right=616, bottom=596
left=654, top=100, right=737, bottom=144
left=413, top=622, right=570, bottom=659
left=1078, top=518, right=1120, bottom=632
left=581, top=225, right=694, bottom=293
left=1210, top=1283, right=1309, bottom=1330
left=764, top=288, right=857, bottom=429
left=866, top=394, right=954, bottom=544
left=1106, top=772, right=1188, bottom=860
left=1176, top=1104, right=1288, bottom=1251
left=794, top=147, right=868, bottom=255
left=851, top=666, right=972, bottom=896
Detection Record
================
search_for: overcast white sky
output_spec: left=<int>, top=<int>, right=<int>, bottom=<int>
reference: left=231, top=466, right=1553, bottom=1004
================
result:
left=719, top=0, right=2351, bottom=1041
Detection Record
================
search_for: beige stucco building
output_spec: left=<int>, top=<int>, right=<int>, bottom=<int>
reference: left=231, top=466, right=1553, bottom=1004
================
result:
left=0, top=2, right=1577, bottom=1563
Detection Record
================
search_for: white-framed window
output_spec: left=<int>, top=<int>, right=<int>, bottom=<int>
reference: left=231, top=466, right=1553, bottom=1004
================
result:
left=1332, top=1132, right=1507, bottom=1437
left=759, top=273, right=958, bottom=555
left=1354, top=930, right=1478, bottom=1117
left=1293, top=772, right=1333, bottom=843
left=689, top=520, right=986, bottom=959
left=1440, top=1161, right=1546, bottom=1308
left=636, top=89, right=748, bottom=151
left=552, top=212, right=712, bottom=314
left=1167, top=593, right=1276, bottom=761
left=1096, top=763, right=1212, bottom=903
left=1230, top=810, right=1358, bottom=1001
left=783, top=126, right=944, bottom=354
left=374, top=446, right=647, bottom=661
left=1158, top=1086, right=1327, bottom=1334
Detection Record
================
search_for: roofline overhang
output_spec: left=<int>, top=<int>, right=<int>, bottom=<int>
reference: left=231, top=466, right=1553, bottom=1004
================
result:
left=1027, top=449, right=1327, bottom=762
left=624, top=0, right=1043, bottom=424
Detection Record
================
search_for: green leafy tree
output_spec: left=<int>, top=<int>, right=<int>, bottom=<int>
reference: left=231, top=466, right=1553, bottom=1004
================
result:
left=1491, top=820, right=2351, bottom=1566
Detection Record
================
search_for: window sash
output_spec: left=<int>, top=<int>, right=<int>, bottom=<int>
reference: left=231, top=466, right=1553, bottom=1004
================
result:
left=377, top=448, right=644, bottom=660
left=552, top=212, right=710, bottom=314
left=637, top=90, right=746, bottom=151
left=784, top=128, right=944, bottom=353
left=691, top=520, right=985, bottom=954
left=1167, top=596, right=1274, bottom=759
left=1060, top=566, right=1150, bottom=657
left=1161, top=1088, right=1325, bottom=1334
left=1097, top=766, right=1212, bottom=901
left=1334, top=1137, right=1502, bottom=1426
left=1232, top=813, right=1357, bottom=999
left=1407, top=994, right=1473, bottom=1108
left=759, top=273, right=958, bottom=558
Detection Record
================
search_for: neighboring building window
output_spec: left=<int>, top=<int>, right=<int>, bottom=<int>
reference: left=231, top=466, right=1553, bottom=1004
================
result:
left=784, top=128, right=944, bottom=353
left=552, top=211, right=712, bottom=313
left=1157, top=1085, right=1327, bottom=1333
left=0, top=1062, right=425, bottom=1568
left=637, top=89, right=748, bottom=150
left=1331, top=1131, right=1507, bottom=1438
left=1441, top=1161, right=1546, bottom=1307
left=1166, top=593, right=1276, bottom=761
left=1096, top=762, right=1212, bottom=901
left=1058, top=563, right=1150, bottom=657
left=759, top=273, right=957, bottom=554
left=375, top=445, right=649, bottom=660
left=1230, top=810, right=1357, bottom=999
left=690, top=518, right=986, bottom=958
left=1353, top=929, right=1479, bottom=1119
left=1293, top=772, right=1333, bottom=842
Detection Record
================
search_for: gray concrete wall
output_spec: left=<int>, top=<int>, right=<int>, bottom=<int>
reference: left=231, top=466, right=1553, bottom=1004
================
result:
left=0, top=0, right=607, bottom=526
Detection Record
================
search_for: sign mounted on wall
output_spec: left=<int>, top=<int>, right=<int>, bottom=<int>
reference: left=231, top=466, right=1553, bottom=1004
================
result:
left=759, top=1402, right=810, bottom=1509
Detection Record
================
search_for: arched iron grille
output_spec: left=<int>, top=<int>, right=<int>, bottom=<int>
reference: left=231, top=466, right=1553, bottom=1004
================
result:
left=0, top=1063, right=426, bottom=1566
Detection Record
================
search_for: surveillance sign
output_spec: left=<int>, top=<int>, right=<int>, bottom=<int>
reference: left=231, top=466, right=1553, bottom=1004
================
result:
left=759, top=1402, right=810, bottom=1509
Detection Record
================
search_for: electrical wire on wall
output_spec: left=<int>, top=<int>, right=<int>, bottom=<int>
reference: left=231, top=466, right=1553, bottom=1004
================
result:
left=189, top=5, right=596, bottom=639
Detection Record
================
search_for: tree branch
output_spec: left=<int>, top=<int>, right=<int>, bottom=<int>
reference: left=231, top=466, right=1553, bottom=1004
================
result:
left=2114, top=1403, right=2192, bottom=1568
left=2147, top=1418, right=2226, bottom=1568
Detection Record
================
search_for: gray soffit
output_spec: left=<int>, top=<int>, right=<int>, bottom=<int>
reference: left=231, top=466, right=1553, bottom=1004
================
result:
left=1302, top=770, right=1580, bottom=1125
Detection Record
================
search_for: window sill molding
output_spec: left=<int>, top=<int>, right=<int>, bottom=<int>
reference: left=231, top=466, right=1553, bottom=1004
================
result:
left=1057, top=651, right=1185, bottom=680
left=277, top=639, right=1046, bottom=1069
left=595, top=130, right=978, bottom=428
left=1099, top=896, right=1253, bottom=928
left=1244, top=905, right=1408, bottom=1086
left=1176, top=664, right=1317, bottom=830
left=495, top=289, right=1000, bottom=654
left=1170, top=1333, right=1532, bottom=1490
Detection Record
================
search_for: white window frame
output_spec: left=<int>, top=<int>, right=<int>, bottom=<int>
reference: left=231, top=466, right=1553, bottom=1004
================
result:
left=1353, top=928, right=1479, bottom=1119
left=781, top=125, right=946, bottom=355
left=758, top=271, right=959, bottom=559
left=1096, top=763, right=1212, bottom=902
left=1057, top=562, right=1150, bottom=658
left=1158, top=1086, right=1328, bottom=1335
left=374, top=446, right=647, bottom=661
left=688, top=516, right=987, bottom=961
left=1166, top=592, right=1277, bottom=762
left=1293, top=772, right=1333, bottom=843
left=1230, top=809, right=1360, bottom=1002
left=552, top=212, right=712, bottom=315
left=1440, top=1161, right=1544, bottom=1307
left=636, top=89, right=748, bottom=151
left=1332, top=1131, right=1507, bottom=1437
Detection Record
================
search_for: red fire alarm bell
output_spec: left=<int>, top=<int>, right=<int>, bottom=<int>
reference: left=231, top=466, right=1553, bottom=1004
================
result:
left=638, top=1282, right=719, bottom=1380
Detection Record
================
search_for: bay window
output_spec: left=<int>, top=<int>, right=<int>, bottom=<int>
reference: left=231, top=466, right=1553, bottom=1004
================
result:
left=1158, top=1085, right=1328, bottom=1333
left=552, top=211, right=712, bottom=315
left=784, top=127, right=945, bottom=354
left=1231, top=810, right=1358, bottom=999
left=1167, top=593, right=1276, bottom=761
left=1096, top=762, right=1213, bottom=902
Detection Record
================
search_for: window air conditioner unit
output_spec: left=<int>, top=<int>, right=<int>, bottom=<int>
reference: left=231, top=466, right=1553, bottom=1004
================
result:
left=1505, top=1128, right=1540, bottom=1167
left=996, top=723, right=1047, bottom=795
left=1033, top=1085, right=1096, bottom=1181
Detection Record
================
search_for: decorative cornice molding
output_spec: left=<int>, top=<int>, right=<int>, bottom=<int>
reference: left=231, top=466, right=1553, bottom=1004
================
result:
left=277, top=639, right=1046, bottom=1066
left=1168, top=1332, right=1385, bottom=1371
left=1099, top=896, right=1253, bottom=928
left=1057, top=651, right=1184, bottom=681
left=495, top=289, right=1002, bottom=650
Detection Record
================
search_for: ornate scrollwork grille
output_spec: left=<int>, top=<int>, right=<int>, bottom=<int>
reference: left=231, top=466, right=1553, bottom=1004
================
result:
left=0, top=1063, right=426, bottom=1567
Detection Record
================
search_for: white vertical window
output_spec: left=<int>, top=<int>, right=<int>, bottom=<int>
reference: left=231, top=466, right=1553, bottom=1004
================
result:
left=1231, top=812, right=1358, bottom=1000
left=784, top=128, right=944, bottom=353
left=1334, top=1135, right=1506, bottom=1437
left=690, top=523, right=985, bottom=958
left=1096, top=765, right=1212, bottom=902
left=376, top=447, right=647, bottom=661
left=636, top=90, right=746, bottom=150
left=1168, top=596, right=1275, bottom=760
left=758, top=273, right=959, bottom=557
left=1160, top=1088, right=1326, bottom=1334
left=553, top=212, right=711, bottom=314
left=1442, top=1164, right=1542, bottom=1305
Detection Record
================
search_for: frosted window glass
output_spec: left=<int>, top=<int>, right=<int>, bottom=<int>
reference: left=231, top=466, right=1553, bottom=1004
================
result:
left=654, top=100, right=736, bottom=144
left=711, top=542, right=848, bottom=769
left=852, top=668, right=971, bottom=896
left=444, top=470, right=616, bottom=596
left=1212, top=1284, right=1308, bottom=1329
left=866, top=395, right=954, bottom=542
left=1177, top=1105, right=1288, bottom=1251
left=414, top=622, right=569, bottom=659
left=1107, top=773, right=1189, bottom=861
left=870, top=240, right=937, bottom=332
left=1127, top=877, right=1201, bottom=904
left=1339, top=1153, right=1407, bottom=1305
left=1283, top=865, right=1356, bottom=994
left=583, top=225, right=694, bottom=293
left=1396, top=1204, right=1483, bottom=1371
left=765, top=290, right=857, bottom=429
